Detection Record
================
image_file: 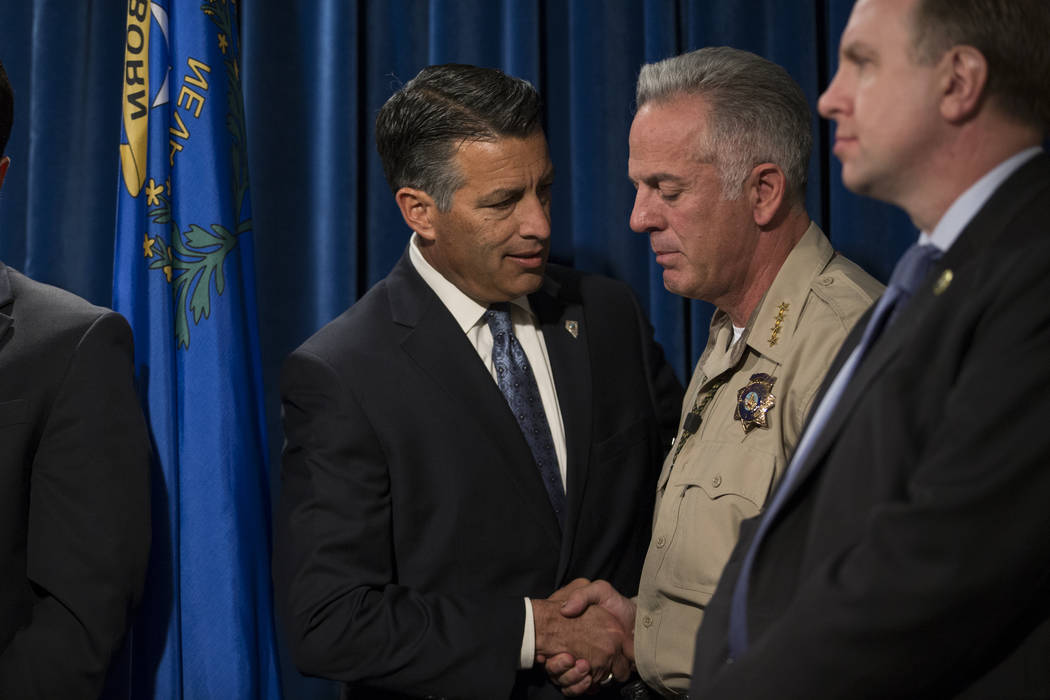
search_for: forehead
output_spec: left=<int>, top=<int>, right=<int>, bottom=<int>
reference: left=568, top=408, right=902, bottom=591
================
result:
left=451, top=132, right=552, bottom=190
left=842, top=0, right=919, bottom=50
left=628, top=95, right=711, bottom=174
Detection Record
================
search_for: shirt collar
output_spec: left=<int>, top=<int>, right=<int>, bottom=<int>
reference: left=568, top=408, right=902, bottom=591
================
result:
left=920, top=146, right=1043, bottom=252
left=745, top=222, right=832, bottom=364
left=408, top=233, right=533, bottom=331
left=708, top=222, right=832, bottom=367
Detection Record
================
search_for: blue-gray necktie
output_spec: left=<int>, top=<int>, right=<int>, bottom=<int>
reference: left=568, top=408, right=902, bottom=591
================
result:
left=486, top=303, right=567, bottom=529
left=727, top=242, right=943, bottom=659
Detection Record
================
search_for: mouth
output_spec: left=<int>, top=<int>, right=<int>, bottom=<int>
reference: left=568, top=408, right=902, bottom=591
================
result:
left=833, top=135, right=857, bottom=154
left=652, top=249, right=679, bottom=267
left=506, top=249, right=547, bottom=269
left=650, top=238, right=679, bottom=266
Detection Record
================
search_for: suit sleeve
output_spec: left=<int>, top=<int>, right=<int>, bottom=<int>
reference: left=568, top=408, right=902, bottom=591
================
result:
left=275, top=348, right=525, bottom=699
left=697, top=246, right=1050, bottom=698
left=0, top=312, right=151, bottom=698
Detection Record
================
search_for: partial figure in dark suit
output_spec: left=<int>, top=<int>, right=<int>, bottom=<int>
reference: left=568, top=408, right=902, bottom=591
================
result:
left=0, top=60, right=151, bottom=698
left=689, top=0, right=1050, bottom=697
left=274, top=64, right=683, bottom=699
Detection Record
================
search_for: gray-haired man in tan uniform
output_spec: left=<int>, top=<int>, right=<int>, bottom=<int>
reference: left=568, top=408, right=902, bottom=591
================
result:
left=544, top=47, right=883, bottom=698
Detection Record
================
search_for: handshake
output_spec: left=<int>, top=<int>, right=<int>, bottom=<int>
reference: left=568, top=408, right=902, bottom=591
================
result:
left=532, top=579, right=636, bottom=696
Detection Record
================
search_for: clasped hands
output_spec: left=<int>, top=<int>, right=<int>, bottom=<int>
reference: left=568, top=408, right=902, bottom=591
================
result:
left=532, top=578, right=636, bottom=696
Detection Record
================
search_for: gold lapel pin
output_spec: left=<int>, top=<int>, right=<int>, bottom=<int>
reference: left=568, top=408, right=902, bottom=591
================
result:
left=933, top=269, right=953, bottom=295
left=565, top=320, right=579, bottom=338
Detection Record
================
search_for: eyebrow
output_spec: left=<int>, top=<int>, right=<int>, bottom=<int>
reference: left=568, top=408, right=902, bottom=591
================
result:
left=631, top=171, right=689, bottom=187
left=841, top=41, right=875, bottom=63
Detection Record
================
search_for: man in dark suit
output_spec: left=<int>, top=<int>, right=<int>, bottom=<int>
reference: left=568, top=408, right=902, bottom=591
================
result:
left=274, top=63, right=683, bottom=699
left=689, top=0, right=1050, bottom=697
left=0, top=60, right=151, bottom=697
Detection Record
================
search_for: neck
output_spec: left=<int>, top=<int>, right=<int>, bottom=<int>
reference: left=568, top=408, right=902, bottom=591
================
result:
left=899, top=117, right=1042, bottom=232
left=721, top=207, right=810, bottom=327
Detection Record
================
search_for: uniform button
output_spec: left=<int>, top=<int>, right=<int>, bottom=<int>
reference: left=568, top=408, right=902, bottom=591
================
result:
left=820, top=276, right=834, bottom=286
left=642, top=615, right=653, bottom=627
left=712, top=474, right=722, bottom=488
left=655, top=535, right=666, bottom=548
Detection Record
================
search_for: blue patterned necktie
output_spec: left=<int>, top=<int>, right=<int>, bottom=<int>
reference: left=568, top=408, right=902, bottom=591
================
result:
left=485, top=302, right=567, bottom=529
left=727, top=242, right=943, bottom=658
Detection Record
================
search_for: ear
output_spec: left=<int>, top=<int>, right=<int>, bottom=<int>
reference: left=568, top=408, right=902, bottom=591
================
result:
left=748, top=162, right=787, bottom=227
left=394, top=186, right=440, bottom=240
left=0, top=156, right=9, bottom=192
left=939, top=45, right=988, bottom=123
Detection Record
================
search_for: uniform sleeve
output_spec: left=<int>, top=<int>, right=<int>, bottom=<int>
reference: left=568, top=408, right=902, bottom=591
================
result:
left=273, top=348, right=525, bottom=699
left=0, top=312, right=151, bottom=698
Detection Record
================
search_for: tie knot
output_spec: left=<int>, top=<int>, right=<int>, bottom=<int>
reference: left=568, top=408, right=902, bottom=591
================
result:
left=486, top=302, right=514, bottom=336
left=888, top=243, right=942, bottom=297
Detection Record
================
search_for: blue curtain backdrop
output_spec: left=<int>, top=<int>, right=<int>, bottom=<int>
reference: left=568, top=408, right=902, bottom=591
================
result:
left=0, top=2, right=916, bottom=698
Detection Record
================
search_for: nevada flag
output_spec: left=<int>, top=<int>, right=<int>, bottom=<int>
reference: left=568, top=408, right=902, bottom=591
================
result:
left=113, top=1, right=281, bottom=697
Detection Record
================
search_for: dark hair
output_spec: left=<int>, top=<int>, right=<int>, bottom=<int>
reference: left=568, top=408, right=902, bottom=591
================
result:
left=0, top=60, right=13, bottom=157
left=913, top=0, right=1050, bottom=132
left=636, top=47, right=812, bottom=204
left=375, top=63, right=543, bottom=211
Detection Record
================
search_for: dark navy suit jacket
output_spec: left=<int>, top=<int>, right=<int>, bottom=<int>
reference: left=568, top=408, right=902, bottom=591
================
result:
left=691, top=154, right=1050, bottom=699
left=275, top=252, right=683, bottom=699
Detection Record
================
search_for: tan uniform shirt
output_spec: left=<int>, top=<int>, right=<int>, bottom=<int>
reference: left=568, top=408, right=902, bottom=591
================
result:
left=634, top=223, right=883, bottom=697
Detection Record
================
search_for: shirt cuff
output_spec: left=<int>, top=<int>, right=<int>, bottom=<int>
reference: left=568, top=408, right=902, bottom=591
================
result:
left=520, top=597, right=536, bottom=669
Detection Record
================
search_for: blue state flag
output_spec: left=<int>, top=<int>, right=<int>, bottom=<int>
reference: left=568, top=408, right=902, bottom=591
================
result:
left=113, top=1, right=282, bottom=697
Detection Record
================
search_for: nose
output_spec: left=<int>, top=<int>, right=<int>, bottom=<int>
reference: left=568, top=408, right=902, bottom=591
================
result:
left=818, top=67, right=847, bottom=120
left=519, top=193, right=551, bottom=240
left=629, top=186, right=659, bottom=233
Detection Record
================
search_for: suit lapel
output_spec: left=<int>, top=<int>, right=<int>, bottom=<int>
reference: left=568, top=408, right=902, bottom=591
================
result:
left=388, top=252, right=562, bottom=544
left=530, top=275, right=592, bottom=582
left=0, top=263, right=14, bottom=350
left=785, top=289, right=916, bottom=494
left=779, top=152, right=1050, bottom=506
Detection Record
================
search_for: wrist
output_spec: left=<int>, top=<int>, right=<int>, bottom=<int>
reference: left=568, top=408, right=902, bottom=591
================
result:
left=530, top=598, right=564, bottom=659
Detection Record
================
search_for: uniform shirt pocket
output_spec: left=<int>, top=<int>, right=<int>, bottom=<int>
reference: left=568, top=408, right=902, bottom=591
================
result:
left=660, top=442, right=777, bottom=594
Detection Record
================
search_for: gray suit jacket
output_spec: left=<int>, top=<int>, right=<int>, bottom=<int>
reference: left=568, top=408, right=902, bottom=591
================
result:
left=0, top=262, right=150, bottom=698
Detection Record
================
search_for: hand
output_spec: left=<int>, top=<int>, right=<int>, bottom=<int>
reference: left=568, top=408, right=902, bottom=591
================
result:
left=537, top=578, right=594, bottom=663
left=547, top=577, right=593, bottom=604
left=532, top=597, right=633, bottom=691
left=544, top=653, right=596, bottom=696
left=560, top=579, right=636, bottom=634
left=544, top=580, right=637, bottom=695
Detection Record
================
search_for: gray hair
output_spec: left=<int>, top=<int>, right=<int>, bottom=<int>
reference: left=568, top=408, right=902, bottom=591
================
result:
left=636, top=47, right=812, bottom=203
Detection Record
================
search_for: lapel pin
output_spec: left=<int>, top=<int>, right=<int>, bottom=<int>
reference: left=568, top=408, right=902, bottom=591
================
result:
left=564, top=320, right=579, bottom=338
left=933, top=269, right=953, bottom=295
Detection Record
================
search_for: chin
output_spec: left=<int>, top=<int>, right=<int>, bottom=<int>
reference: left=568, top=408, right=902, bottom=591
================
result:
left=840, top=168, right=870, bottom=196
left=511, top=272, right=546, bottom=298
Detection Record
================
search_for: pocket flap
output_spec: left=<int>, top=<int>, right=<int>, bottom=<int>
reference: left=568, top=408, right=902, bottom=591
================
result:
left=669, top=441, right=777, bottom=509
